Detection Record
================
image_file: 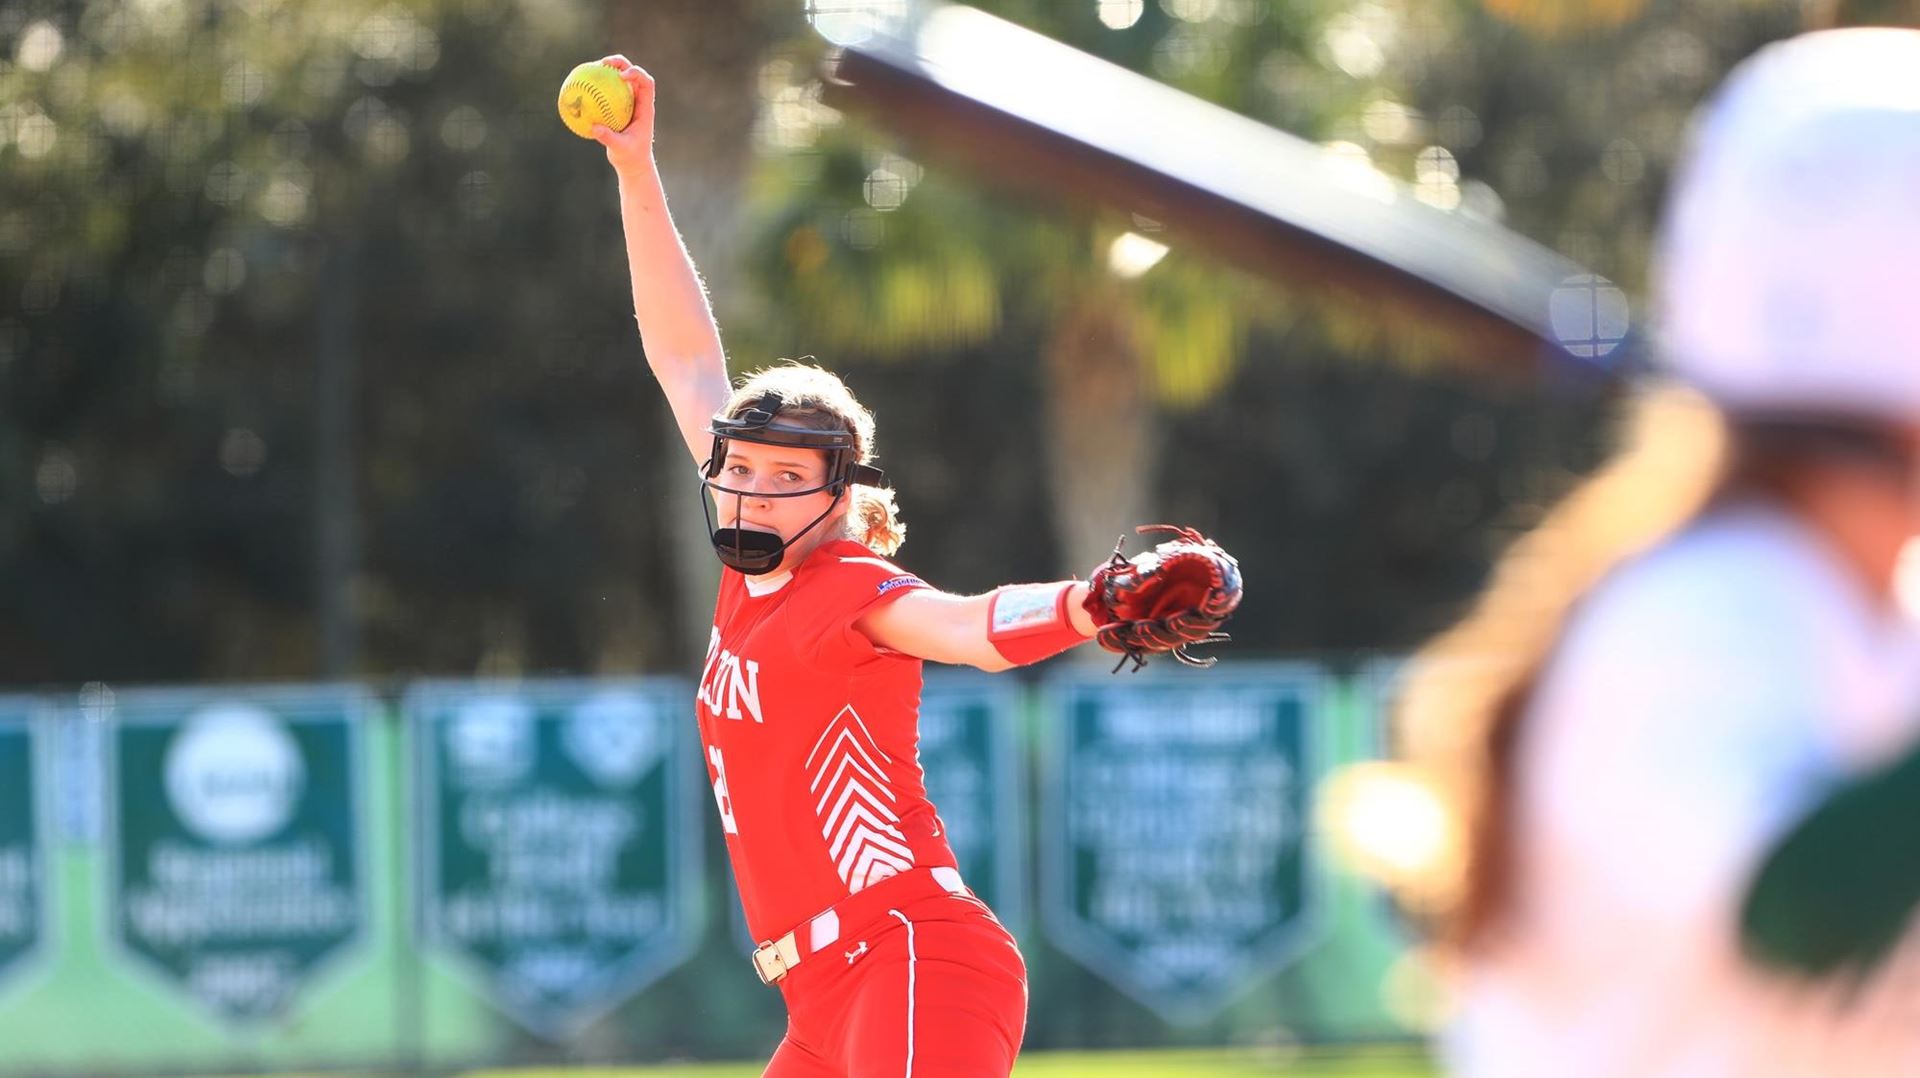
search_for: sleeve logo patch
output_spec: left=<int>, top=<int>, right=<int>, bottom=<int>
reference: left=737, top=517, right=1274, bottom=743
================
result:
left=876, top=574, right=924, bottom=596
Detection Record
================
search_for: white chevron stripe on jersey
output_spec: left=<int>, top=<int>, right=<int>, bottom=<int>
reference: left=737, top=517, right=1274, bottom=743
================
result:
left=804, top=704, right=895, bottom=770
left=808, top=705, right=914, bottom=891
left=815, top=752, right=898, bottom=817
left=837, top=825, right=915, bottom=877
left=850, top=846, right=909, bottom=891
left=826, top=782, right=903, bottom=844
left=829, top=802, right=912, bottom=860
left=810, top=726, right=898, bottom=795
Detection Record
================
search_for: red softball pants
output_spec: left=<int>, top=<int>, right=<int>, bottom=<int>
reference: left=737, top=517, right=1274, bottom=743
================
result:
left=761, top=892, right=1028, bottom=1078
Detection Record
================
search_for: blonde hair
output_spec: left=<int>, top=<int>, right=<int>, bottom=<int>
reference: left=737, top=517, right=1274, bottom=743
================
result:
left=1392, top=383, right=1731, bottom=952
left=720, top=362, right=906, bottom=556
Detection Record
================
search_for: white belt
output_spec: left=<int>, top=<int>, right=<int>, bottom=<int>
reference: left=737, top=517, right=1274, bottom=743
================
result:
left=751, top=866, right=968, bottom=985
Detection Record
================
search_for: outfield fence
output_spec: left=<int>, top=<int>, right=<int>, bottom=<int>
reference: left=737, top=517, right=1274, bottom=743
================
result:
left=0, top=660, right=1426, bottom=1074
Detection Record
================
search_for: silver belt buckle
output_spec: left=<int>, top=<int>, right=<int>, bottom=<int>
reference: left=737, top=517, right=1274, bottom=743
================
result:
left=751, top=938, right=790, bottom=985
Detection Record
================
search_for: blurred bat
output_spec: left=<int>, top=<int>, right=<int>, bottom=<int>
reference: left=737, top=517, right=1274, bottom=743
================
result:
left=815, top=3, right=1627, bottom=382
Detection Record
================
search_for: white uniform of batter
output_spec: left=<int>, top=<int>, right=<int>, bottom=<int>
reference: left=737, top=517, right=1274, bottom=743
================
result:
left=1446, top=499, right=1920, bottom=1077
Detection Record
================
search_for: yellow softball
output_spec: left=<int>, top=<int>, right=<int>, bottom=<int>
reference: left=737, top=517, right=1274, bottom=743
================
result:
left=557, top=62, right=634, bottom=140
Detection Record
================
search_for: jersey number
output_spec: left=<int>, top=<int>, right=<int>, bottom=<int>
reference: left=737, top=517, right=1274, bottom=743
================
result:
left=707, top=744, right=739, bottom=835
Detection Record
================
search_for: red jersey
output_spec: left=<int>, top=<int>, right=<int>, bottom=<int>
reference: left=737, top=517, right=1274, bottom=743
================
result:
left=694, top=538, right=962, bottom=941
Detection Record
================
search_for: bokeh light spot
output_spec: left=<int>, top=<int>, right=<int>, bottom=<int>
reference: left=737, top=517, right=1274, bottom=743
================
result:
left=260, top=169, right=313, bottom=227
left=219, top=429, right=268, bottom=477
left=1161, top=0, right=1220, bottom=21
left=1096, top=0, right=1145, bottom=30
left=441, top=105, right=487, bottom=152
left=223, top=62, right=270, bottom=108
left=36, top=446, right=78, bottom=504
left=1601, top=137, right=1644, bottom=185
left=1551, top=274, right=1630, bottom=358
left=863, top=167, right=909, bottom=211
left=842, top=208, right=884, bottom=250
left=1108, top=231, right=1170, bottom=278
left=203, top=248, right=247, bottom=295
left=17, top=111, right=57, bottom=159
left=16, top=20, right=64, bottom=72
left=205, top=161, right=248, bottom=206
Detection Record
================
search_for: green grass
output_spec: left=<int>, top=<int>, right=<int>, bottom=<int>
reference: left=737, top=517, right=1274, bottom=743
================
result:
left=465, top=1045, right=1437, bottom=1077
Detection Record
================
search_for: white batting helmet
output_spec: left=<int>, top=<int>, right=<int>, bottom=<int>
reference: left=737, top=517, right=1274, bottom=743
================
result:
left=1655, top=28, right=1920, bottom=421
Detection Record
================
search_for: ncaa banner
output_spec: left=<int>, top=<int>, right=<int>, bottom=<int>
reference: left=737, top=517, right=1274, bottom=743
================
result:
left=1040, top=663, right=1332, bottom=1023
left=408, top=679, right=703, bottom=1038
left=0, top=699, right=49, bottom=997
left=912, top=672, right=1027, bottom=929
left=105, top=684, right=369, bottom=1025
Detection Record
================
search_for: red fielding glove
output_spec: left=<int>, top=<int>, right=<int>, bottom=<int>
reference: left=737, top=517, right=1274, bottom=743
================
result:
left=1083, top=525, right=1244, bottom=673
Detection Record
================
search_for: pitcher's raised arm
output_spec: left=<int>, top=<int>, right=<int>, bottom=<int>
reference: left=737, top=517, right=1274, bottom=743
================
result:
left=588, top=56, right=731, bottom=465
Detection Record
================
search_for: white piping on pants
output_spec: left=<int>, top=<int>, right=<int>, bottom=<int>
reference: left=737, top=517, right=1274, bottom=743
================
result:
left=888, top=908, right=916, bottom=1077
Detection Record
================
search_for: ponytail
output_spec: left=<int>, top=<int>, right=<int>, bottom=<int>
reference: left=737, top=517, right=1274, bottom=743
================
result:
left=1394, top=383, right=1731, bottom=951
left=850, top=484, right=906, bottom=556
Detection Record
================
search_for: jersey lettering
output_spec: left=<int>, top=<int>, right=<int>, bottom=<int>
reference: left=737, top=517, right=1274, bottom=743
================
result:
left=699, top=627, right=764, bottom=724
left=707, top=743, right=740, bottom=835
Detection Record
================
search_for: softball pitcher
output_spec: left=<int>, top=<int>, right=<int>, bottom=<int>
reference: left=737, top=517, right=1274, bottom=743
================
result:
left=1394, top=28, right=1920, bottom=1078
left=579, top=56, right=1241, bottom=1077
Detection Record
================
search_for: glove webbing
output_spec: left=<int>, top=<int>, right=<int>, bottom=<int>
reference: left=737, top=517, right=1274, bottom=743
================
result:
left=1095, top=526, right=1233, bottom=674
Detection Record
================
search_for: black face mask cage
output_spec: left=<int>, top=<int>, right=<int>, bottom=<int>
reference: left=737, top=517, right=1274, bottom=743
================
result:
left=698, top=391, right=885, bottom=575
left=702, top=392, right=883, bottom=494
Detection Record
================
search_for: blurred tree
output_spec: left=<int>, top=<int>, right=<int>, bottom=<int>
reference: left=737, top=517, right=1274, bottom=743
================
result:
left=0, top=0, right=689, bottom=683
left=0, top=0, right=1822, bottom=691
left=1477, top=0, right=1652, bottom=36
left=742, top=0, right=1360, bottom=577
left=1372, top=0, right=1804, bottom=305
left=737, top=0, right=1645, bottom=587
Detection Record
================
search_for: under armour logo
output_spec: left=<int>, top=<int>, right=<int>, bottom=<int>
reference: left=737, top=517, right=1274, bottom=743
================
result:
left=845, top=941, right=869, bottom=964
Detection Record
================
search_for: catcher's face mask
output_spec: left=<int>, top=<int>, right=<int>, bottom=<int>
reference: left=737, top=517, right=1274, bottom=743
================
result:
left=700, top=391, right=883, bottom=576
